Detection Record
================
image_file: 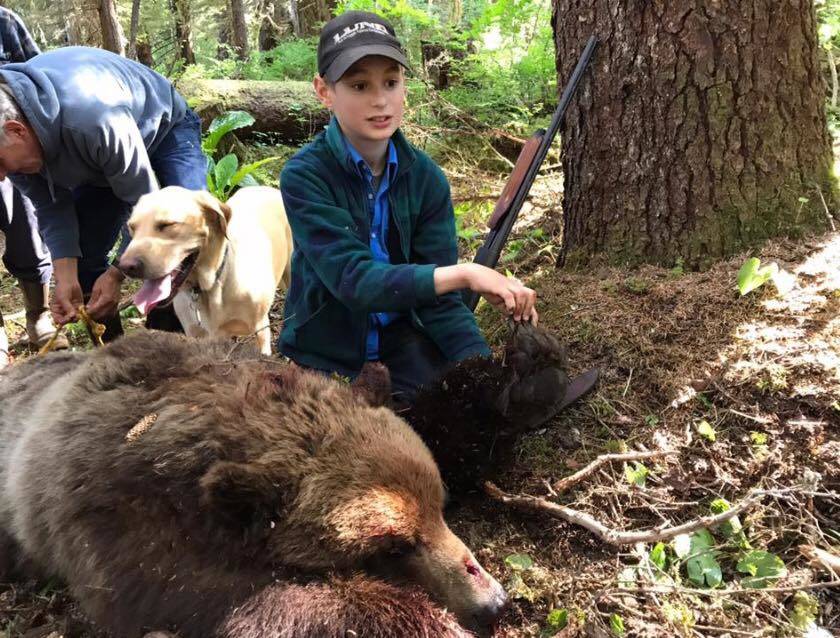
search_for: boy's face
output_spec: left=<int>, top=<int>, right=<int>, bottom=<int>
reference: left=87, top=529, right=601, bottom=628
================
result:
left=314, top=56, right=406, bottom=150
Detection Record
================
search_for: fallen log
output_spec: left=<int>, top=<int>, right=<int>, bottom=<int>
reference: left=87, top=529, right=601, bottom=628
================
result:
left=175, top=78, right=330, bottom=144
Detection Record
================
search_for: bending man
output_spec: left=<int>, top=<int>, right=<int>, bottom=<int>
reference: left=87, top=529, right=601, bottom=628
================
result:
left=0, top=46, right=206, bottom=339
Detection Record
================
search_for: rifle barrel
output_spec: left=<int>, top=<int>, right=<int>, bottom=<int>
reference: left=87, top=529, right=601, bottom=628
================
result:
left=463, top=35, right=598, bottom=312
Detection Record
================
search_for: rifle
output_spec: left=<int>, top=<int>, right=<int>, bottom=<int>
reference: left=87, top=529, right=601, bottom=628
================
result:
left=463, top=35, right=598, bottom=312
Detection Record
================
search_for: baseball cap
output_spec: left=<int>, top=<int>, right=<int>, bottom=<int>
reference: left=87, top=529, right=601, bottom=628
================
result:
left=318, top=11, right=409, bottom=83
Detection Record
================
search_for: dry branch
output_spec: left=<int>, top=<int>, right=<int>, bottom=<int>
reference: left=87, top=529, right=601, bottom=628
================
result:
left=485, top=482, right=768, bottom=547
left=800, top=545, right=840, bottom=577
left=607, top=580, right=840, bottom=597
left=552, top=450, right=675, bottom=494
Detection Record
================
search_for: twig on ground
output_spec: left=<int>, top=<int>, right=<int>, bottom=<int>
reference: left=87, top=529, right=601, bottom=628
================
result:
left=606, top=580, right=840, bottom=597
left=816, top=186, right=837, bottom=232
left=800, top=545, right=840, bottom=576
left=485, top=482, right=771, bottom=547
left=552, top=450, right=675, bottom=494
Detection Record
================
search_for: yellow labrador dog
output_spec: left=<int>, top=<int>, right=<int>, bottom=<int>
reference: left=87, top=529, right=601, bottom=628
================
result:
left=119, top=186, right=292, bottom=354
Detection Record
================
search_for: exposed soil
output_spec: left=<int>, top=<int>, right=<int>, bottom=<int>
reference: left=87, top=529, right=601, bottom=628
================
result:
left=1, top=218, right=838, bottom=636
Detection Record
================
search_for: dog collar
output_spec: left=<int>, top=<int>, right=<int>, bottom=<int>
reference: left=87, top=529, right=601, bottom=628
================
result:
left=193, top=241, right=229, bottom=295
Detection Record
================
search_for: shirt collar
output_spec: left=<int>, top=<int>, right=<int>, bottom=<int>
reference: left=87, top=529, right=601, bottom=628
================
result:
left=343, top=136, right=398, bottom=182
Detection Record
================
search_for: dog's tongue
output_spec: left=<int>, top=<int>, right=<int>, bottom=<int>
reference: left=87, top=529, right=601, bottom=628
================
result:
left=134, top=275, right=173, bottom=315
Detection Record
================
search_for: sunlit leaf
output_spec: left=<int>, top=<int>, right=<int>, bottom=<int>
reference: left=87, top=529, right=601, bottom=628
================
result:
left=685, top=530, right=722, bottom=588
left=505, top=553, right=534, bottom=571
left=610, top=613, right=625, bottom=636
left=696, top=420, right=716, bottom=442
left=737, top=550, right=787, bottom=588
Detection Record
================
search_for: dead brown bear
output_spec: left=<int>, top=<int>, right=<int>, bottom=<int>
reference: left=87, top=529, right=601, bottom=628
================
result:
left=0, top=331, right=506, bottom=637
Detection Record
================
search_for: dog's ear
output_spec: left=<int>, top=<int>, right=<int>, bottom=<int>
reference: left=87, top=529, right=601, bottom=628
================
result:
left=195, top=191, right=233, bottom=237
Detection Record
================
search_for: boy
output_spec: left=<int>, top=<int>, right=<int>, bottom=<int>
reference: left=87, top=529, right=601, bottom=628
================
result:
left=279, top=11, right=539, bottom=403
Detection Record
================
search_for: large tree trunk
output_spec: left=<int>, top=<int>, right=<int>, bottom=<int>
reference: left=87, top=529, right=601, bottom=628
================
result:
left=229, top=0, right=249, bottom=60
left=171, top=0, right=196, bottom=65
left=176, top=78, right=330, bottom=143
left=554, top=1, right=837, bottom=269
left=98, top=0, right=125, bottom=55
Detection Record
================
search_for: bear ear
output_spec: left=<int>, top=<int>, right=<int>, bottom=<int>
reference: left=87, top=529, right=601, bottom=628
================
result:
left=328, top=487, right=419, bottom=551
left=200, top=460, right=279, bottom=526
left=350, top=362, right=392, bottom=407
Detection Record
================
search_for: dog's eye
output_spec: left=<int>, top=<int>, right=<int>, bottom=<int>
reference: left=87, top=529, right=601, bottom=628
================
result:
left=155, top=221, right=177, bottom=232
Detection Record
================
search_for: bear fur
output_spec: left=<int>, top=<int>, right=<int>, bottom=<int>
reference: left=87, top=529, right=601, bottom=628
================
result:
left=0, top=331, right=505, bottom=637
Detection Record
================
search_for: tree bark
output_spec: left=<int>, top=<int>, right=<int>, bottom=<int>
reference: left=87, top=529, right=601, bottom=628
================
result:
left=127, top=0, right=142, bottom=59
left=171, top=0, right=196, bottom=65
left=258, top=0, right=292, bottom=52
left=554, top=0, right=837, bottom=269
left=98, top=0, right=125, bottom=55
left=229, top=0, right=249, bottom=60
left=175, top=78, right=330, bottom=143
left=295, top=0, right=334, bottom=37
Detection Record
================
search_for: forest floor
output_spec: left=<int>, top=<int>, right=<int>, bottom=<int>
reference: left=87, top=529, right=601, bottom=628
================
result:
left=0, top=168, right=838, bottom=637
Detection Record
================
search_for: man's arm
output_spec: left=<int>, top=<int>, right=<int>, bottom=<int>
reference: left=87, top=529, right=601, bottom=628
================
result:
left=281, top=158, right=439, bottom=313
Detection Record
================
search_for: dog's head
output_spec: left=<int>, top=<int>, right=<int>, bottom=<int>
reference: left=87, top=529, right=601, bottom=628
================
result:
left=119, top=187, right=232, bottom=313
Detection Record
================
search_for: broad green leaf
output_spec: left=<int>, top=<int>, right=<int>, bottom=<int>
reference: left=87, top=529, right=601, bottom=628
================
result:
left=696, top=420, right=716, bottom=442
left=610, top=613, right=625, bottom=636
left=504, top=553, right=534, bottom=571
left=650, top=542, right=667, bottom=570
left=545, top=608, right=568, bottom=631
left=685, top=530, right=722, bottom=588
left=237, top=173, right=260, bottom=188
left=737, top=257, right=778, bottom=296
left=229, top=156, right=283, bottom=190
left=214, top=154, right=239, bottom=198
left=202, top=110, right=255, bottom=155
left=624, top=461, right=649, bottom=487
left=737, top=550, right=786, bottom=588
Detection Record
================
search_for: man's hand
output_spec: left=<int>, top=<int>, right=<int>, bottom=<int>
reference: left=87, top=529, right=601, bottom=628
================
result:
left=434, top=263, right=538, bottom=324
left=51, top=257, right=83, bottom=325
left=86, top=266, right=125, bottom=321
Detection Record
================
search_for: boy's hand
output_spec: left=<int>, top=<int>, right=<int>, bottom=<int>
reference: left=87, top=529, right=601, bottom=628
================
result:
left=434, top=263, right=538, bottom=324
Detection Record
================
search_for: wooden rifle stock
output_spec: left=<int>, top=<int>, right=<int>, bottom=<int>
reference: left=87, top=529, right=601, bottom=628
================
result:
left=462, top=35, right=598, bottom=312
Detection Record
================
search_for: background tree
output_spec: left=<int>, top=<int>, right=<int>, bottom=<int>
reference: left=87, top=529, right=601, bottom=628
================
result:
left=98, top=0, right=125, bottom=54
left=171, top=0, right=195, bottom=64
left=295, top=0, right=335, bottom=36
left=228, top=0, right=248, bottom=59
left=553, top=0, right=837, bottom=269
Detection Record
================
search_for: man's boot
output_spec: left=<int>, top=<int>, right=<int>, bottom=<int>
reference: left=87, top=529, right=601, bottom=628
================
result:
left=0, top=309, right=9, bottom=369
left=18, top=280, right=69, bottom=351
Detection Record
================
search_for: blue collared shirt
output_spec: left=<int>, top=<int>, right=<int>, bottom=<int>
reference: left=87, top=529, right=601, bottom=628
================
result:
left=344, top=137, right=400, bottom=360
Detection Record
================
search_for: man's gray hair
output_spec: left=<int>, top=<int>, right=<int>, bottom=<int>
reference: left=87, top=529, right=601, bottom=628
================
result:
left=0, top=83, right=25, bottom=145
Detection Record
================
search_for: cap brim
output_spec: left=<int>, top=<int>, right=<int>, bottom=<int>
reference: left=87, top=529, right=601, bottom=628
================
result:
left=323, top=45, right=409, bottom=83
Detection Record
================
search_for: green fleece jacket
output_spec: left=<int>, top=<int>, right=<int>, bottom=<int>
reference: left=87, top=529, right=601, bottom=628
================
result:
left=279, top=117, right=490, bottom=376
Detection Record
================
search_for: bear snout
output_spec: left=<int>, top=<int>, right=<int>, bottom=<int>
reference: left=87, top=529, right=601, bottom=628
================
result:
left=470, top=577, right=508, bottom=633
